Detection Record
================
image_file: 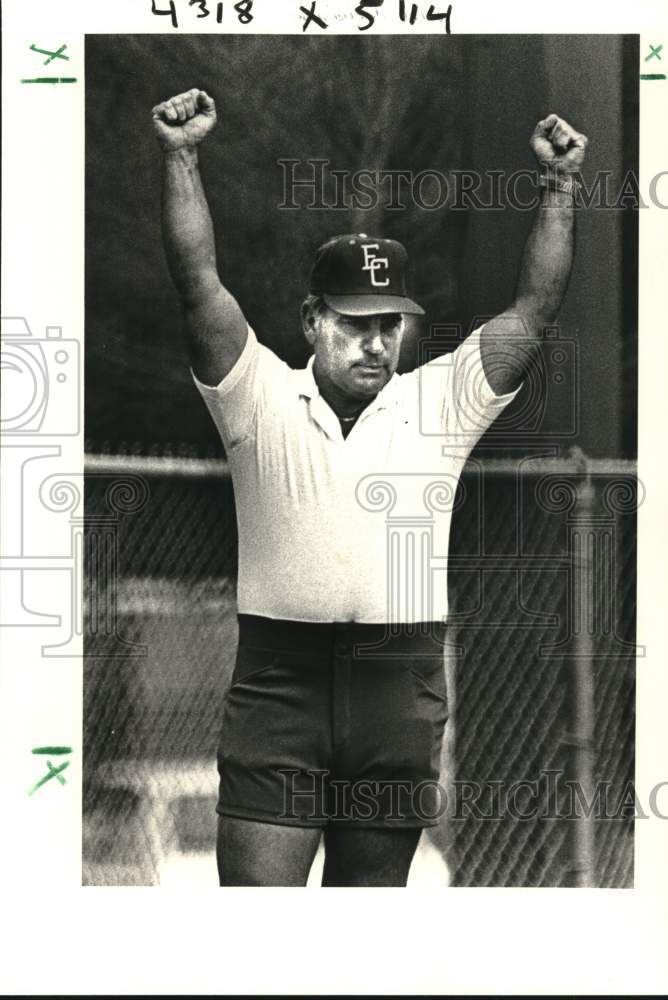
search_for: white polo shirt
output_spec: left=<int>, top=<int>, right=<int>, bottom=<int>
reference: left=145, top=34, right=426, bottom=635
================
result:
left=193, top=326, right=520, bottom=624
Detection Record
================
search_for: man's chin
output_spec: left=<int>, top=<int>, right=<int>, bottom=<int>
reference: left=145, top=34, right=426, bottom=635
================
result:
left=349, top=365, right=389, bottom=393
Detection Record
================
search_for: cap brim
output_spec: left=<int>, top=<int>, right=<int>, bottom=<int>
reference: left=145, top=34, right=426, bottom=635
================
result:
left=323, top=293, right=425, bottom=317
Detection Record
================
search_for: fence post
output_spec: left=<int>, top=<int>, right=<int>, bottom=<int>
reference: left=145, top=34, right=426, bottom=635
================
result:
left=569, top=469, right=596, bottom=887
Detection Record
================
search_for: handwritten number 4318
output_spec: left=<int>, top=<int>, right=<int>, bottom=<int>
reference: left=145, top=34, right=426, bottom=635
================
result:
left=151, top=0, right=253, bottom=27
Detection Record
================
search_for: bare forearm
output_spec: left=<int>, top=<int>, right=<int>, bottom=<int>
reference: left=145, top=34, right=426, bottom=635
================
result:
left=152, top=89, right=248, bottom=383
left=161, top=146, right=217, bottom=303
left=480, top=115, right=587, bottom=394
left=515, top=187, right=574, bottom=327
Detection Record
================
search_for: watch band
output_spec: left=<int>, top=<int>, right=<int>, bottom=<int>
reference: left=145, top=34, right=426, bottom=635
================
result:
left=539, top=172, right=580, bottom=196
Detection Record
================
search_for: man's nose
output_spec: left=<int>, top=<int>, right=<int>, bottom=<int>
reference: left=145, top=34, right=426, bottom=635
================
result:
left=363, top=320, right=384, bottom=353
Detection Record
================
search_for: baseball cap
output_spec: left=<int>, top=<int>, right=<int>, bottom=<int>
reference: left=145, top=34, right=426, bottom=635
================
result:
left=309, top=233, right=425, bottom=316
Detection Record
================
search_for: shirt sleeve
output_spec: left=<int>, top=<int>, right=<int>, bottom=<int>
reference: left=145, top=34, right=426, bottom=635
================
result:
left=419, top=325, right=522, bottom=451
left=191, top=325, right=287, bottom=449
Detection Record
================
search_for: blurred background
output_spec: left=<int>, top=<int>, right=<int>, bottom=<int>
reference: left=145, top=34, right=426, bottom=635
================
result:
left=84, top=34, right=638, bottom=886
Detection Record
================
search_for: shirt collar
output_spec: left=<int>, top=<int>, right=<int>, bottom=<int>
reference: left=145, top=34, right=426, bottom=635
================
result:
left=294, top=355, right=319, bottom=400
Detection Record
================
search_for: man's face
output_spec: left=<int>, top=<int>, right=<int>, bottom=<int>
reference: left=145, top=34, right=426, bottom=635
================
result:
left=308, top=305, right=405, bottom=401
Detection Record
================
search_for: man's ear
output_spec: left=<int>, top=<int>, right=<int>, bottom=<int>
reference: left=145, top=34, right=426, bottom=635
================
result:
left=301, top=301, right=317, bottom=347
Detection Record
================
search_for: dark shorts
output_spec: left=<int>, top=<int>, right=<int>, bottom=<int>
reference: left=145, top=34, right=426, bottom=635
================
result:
left=217, top=615, right=449, bottom=828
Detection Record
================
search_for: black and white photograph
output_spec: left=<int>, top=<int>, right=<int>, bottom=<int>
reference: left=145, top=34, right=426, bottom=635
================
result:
left=83, top=32, right=639, bottom=888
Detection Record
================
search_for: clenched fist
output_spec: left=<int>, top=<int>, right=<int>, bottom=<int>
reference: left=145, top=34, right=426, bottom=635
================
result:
left=152, top=88, right=217, bottom=152
left=530, top=114, right=588, bottom=175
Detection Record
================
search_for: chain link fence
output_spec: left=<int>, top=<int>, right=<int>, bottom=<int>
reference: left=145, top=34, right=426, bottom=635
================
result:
left=83, top=451, right=637, bottom=887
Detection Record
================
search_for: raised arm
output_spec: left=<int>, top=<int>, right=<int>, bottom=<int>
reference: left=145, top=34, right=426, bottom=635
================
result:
left=480, top=114, right=589, bottom=394
left=152, top=88, right=247, bottom=386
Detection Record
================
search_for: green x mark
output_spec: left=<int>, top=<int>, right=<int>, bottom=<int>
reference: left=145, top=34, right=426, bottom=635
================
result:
left=30, top=43, right=69, bottom=64
left=28, top=747, right=73, bottom=796
left=28, top=760, right=70, bottom=796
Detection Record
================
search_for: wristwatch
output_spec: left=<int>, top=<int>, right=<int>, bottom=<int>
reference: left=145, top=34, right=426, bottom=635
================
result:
left=539, top=172, right=580, bottom=196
